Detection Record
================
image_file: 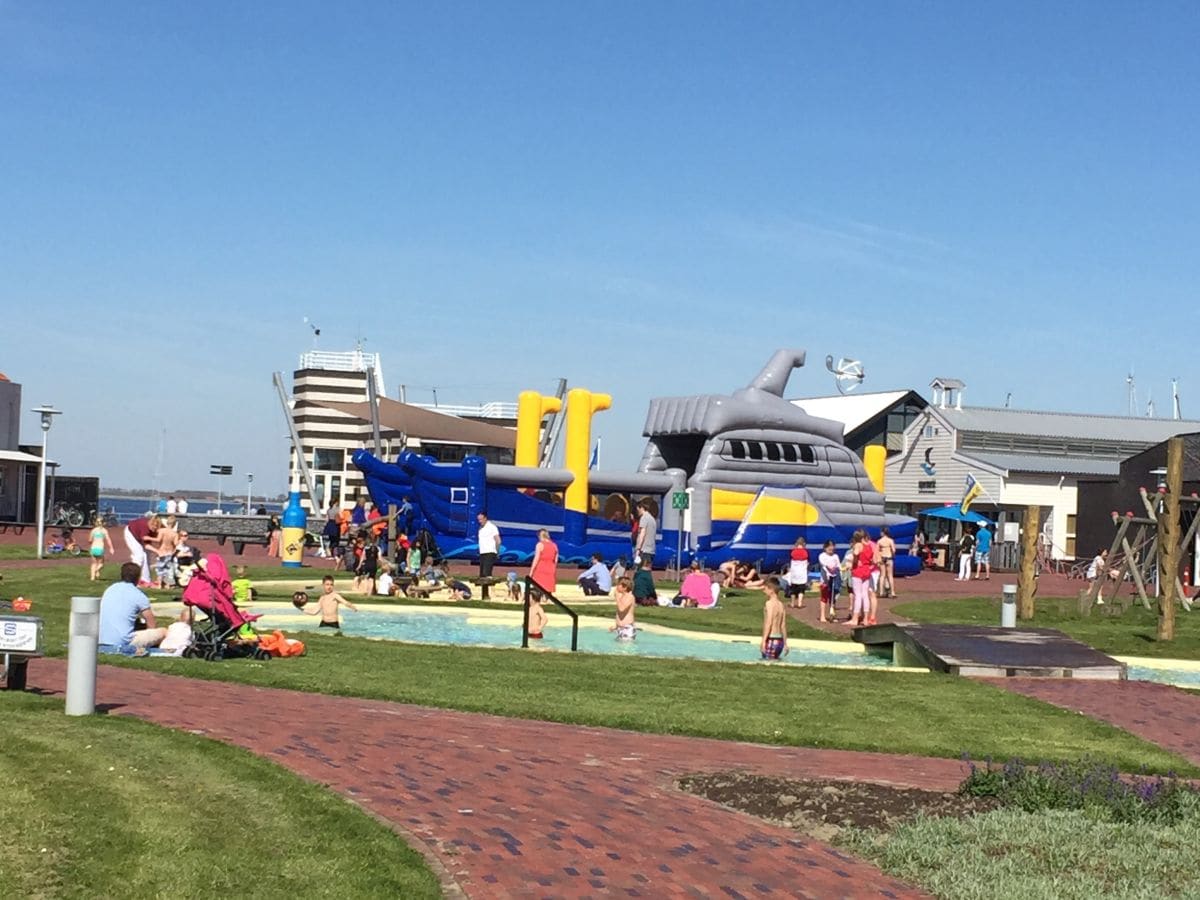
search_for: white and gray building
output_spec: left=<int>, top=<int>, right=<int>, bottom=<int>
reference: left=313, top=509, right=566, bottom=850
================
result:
left=886, top=378, right=1200, bottom=560
left=287, top=349, right=518, bottom=513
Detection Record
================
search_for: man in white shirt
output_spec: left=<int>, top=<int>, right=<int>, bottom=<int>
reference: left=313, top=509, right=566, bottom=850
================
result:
left=176, top=496, right=189, bottom=514
left=165, top=496, right=177, bottom=515
left=578, top=553, right=613, bottom=596
left=476, top=512, right=501, bottom=599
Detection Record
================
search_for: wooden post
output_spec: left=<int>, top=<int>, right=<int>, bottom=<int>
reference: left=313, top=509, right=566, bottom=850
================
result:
left=1018, top=505, right=1039, bottom=619
left=1157, top=438, right=1182, bottom=641
left=387, top=503, right=398, bottom=569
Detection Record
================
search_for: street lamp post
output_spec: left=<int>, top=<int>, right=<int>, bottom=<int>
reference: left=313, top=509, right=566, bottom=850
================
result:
left=246, top=473, right=254, bottom=514
left=33, top=405, right=62, bottom=559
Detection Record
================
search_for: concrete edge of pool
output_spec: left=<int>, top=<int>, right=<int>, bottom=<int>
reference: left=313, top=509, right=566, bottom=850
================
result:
left=152, top=601, right=1200, bottom=686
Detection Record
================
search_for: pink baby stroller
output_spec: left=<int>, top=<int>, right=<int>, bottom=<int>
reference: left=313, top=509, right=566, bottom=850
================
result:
left=181, top=553, right=269, bottom=661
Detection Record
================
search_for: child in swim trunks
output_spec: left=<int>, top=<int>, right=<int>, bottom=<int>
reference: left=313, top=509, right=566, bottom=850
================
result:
left=297, top=575, right=358, bottom=629
left=760, top=576, right=788, bottom=660
left=610, top=575, right=636, bottom=641
left=527, top=591, right=548, bottom=640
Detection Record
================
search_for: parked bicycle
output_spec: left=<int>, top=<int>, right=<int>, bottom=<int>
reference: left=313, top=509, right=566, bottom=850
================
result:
left=48, top=501, right=86, bottom=528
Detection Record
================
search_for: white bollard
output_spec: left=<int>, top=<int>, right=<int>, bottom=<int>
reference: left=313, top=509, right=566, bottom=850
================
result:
left=1001, top=584, right=1017, bottom=628
left=66, top=596, right=100, bottom=716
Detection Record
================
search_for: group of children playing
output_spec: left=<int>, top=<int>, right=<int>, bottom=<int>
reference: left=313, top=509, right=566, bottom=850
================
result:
left=720, top=528, right=897, bottom=627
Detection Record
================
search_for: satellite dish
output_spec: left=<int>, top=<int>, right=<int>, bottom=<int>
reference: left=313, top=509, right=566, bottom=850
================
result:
left=825, top=355, right=865, bottom=394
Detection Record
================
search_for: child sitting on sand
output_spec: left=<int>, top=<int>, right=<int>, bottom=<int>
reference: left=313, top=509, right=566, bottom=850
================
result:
left=231, top=565, right=256, bottom=606
left=295, top=575, right=358, bottom=629
left=506, top=570, right=522, bottom=602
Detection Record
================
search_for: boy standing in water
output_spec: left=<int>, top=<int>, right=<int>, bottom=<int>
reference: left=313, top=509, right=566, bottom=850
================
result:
left=526, top=590, right=548, bottom=640
left=298, top=575, right=358, bottom=629
left=760, top=576, right=788, bottom=660
left=610, top=576, right=636, bottom=640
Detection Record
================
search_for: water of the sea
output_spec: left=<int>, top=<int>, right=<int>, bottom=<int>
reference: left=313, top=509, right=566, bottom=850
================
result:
left=99, top=497, right=278, bottom=525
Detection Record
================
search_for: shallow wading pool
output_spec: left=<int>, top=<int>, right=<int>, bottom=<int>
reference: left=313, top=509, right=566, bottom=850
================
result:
left=244, top=603, right=904, bottom=669
left=165, top=602, right=1200, bottom=687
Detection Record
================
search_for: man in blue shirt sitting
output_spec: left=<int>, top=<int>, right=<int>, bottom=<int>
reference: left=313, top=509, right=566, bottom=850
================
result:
left=974, top=525, right=992, bottom=581
left=578, top=553, right=613, bottom=596
left=99, top=562, right=167, bottom=654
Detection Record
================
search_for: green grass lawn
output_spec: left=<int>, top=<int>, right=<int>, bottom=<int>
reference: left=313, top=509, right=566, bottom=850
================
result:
left=893, top=596, right=1200, bottom=660
left=0, top=692, right=440, bottom=898
left=0, top=544, right=43, bottom=560
left=4, top=560, right=1196, bottom=773
left=842, top=805, right=1200, bottom=900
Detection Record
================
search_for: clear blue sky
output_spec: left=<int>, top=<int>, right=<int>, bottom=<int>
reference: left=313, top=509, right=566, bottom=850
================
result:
left=3, top=2, right=1198, bottom=493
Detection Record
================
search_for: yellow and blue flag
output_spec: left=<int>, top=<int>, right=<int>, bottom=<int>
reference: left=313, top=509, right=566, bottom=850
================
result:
left=960, top=473, right=983, bottom=515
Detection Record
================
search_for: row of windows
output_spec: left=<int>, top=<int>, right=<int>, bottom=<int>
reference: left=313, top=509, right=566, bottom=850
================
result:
left=722, top=440, right=817, bottom=464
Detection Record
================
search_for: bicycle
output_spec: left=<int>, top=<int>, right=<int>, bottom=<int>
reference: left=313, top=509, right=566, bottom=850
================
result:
left=100, top=506, right=120, bottom=527
left=48, top=502, right=85, bottom=528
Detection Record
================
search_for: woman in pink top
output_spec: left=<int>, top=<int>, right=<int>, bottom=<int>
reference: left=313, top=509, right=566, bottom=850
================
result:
left=678, top=560, right=715, bottom=607
left=847, top=529, right=874, bottom=628
left=529, top=529, right=559, bottom=596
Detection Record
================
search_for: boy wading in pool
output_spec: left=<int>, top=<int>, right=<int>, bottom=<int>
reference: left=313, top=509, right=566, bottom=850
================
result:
left=760, top=576, right=788, bottom=660
left=526, top=590, right=548, bottom=640
left=610, top=576, right=636, bottom=640
left=297, top=575, right=358, bottom=629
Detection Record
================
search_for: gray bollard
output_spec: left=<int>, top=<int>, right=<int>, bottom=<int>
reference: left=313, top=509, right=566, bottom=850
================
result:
left=1001, top=584, right=1017, bottom=628
left=66, top=596, right=100, bottom=716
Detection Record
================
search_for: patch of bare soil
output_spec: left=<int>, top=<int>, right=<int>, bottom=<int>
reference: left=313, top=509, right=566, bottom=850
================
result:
left=679, top=772, right=997, bottom=842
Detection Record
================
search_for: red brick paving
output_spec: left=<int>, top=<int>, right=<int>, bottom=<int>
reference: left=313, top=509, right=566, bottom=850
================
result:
left=27, top=659, right=956, bottom=899
left=993, top=678, right=1200, bottom=768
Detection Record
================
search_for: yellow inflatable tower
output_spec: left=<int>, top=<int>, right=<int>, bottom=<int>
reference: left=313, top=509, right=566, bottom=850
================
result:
left=563, top=388, right=611, bottom=515
left=515, top=390, right=563, bottom=468
left=863, top=445, right=887, bottom=494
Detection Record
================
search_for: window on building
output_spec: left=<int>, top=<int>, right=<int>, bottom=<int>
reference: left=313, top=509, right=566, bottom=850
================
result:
left=747, top=442, right=764, bottom=461
left=313, top=448, right=345, bottom=471
left=797, top=444, right=815, bottom=463
left=781, top=444, right=798, bottom=463
left=765, top=442, right=781, bottom=462
left=726, top=440, right=746, bottom=460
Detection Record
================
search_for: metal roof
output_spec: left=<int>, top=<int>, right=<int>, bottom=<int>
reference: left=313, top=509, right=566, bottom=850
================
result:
left=788, top=391, right=915, bottom=434
left=959, top=451, right=1120, bottom=477
left=935, top=406, right=1200, bottom=443
left=0, top=449, right=42, bottom=464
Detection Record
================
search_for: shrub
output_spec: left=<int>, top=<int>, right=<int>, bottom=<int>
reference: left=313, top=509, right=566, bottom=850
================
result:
left=959, top=755, right=1200, bottom=825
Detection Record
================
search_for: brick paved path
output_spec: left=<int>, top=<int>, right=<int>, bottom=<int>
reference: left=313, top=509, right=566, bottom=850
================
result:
left=28, top=660, right=953, bottom=899
left=994, top=678, right=1200, bottom=767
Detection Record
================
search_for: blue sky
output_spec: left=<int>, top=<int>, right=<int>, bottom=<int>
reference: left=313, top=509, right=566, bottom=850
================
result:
left=2, top=2, right=1198, bottom=492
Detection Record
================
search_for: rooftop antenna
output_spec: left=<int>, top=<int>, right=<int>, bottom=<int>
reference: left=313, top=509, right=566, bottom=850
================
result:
left=1146, top=390, right=1155, bottom=418
left=1172, top=378, right=1182, bottom=420
left=303, top=316, right=320, bottom=349
left=1126, top=368, right=1136, bottom=416
left=825, top=355, right=865, bottom=395
left=1004, top=392, right=1012, bottom=408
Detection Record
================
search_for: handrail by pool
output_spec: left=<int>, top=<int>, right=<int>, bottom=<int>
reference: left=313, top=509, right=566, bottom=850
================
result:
left=521, top=576, right=579, bottom=651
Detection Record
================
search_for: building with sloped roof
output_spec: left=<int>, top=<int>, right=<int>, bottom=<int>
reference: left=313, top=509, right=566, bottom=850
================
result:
left=885, top=381, right=1200, bottom=561
left=788, top=390, right=927, bottom=460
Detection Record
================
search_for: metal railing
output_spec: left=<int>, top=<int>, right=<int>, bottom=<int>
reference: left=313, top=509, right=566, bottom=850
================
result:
left=521, top=576, right=579, bottom=651
left=409, top=401, right=519, bottom=420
